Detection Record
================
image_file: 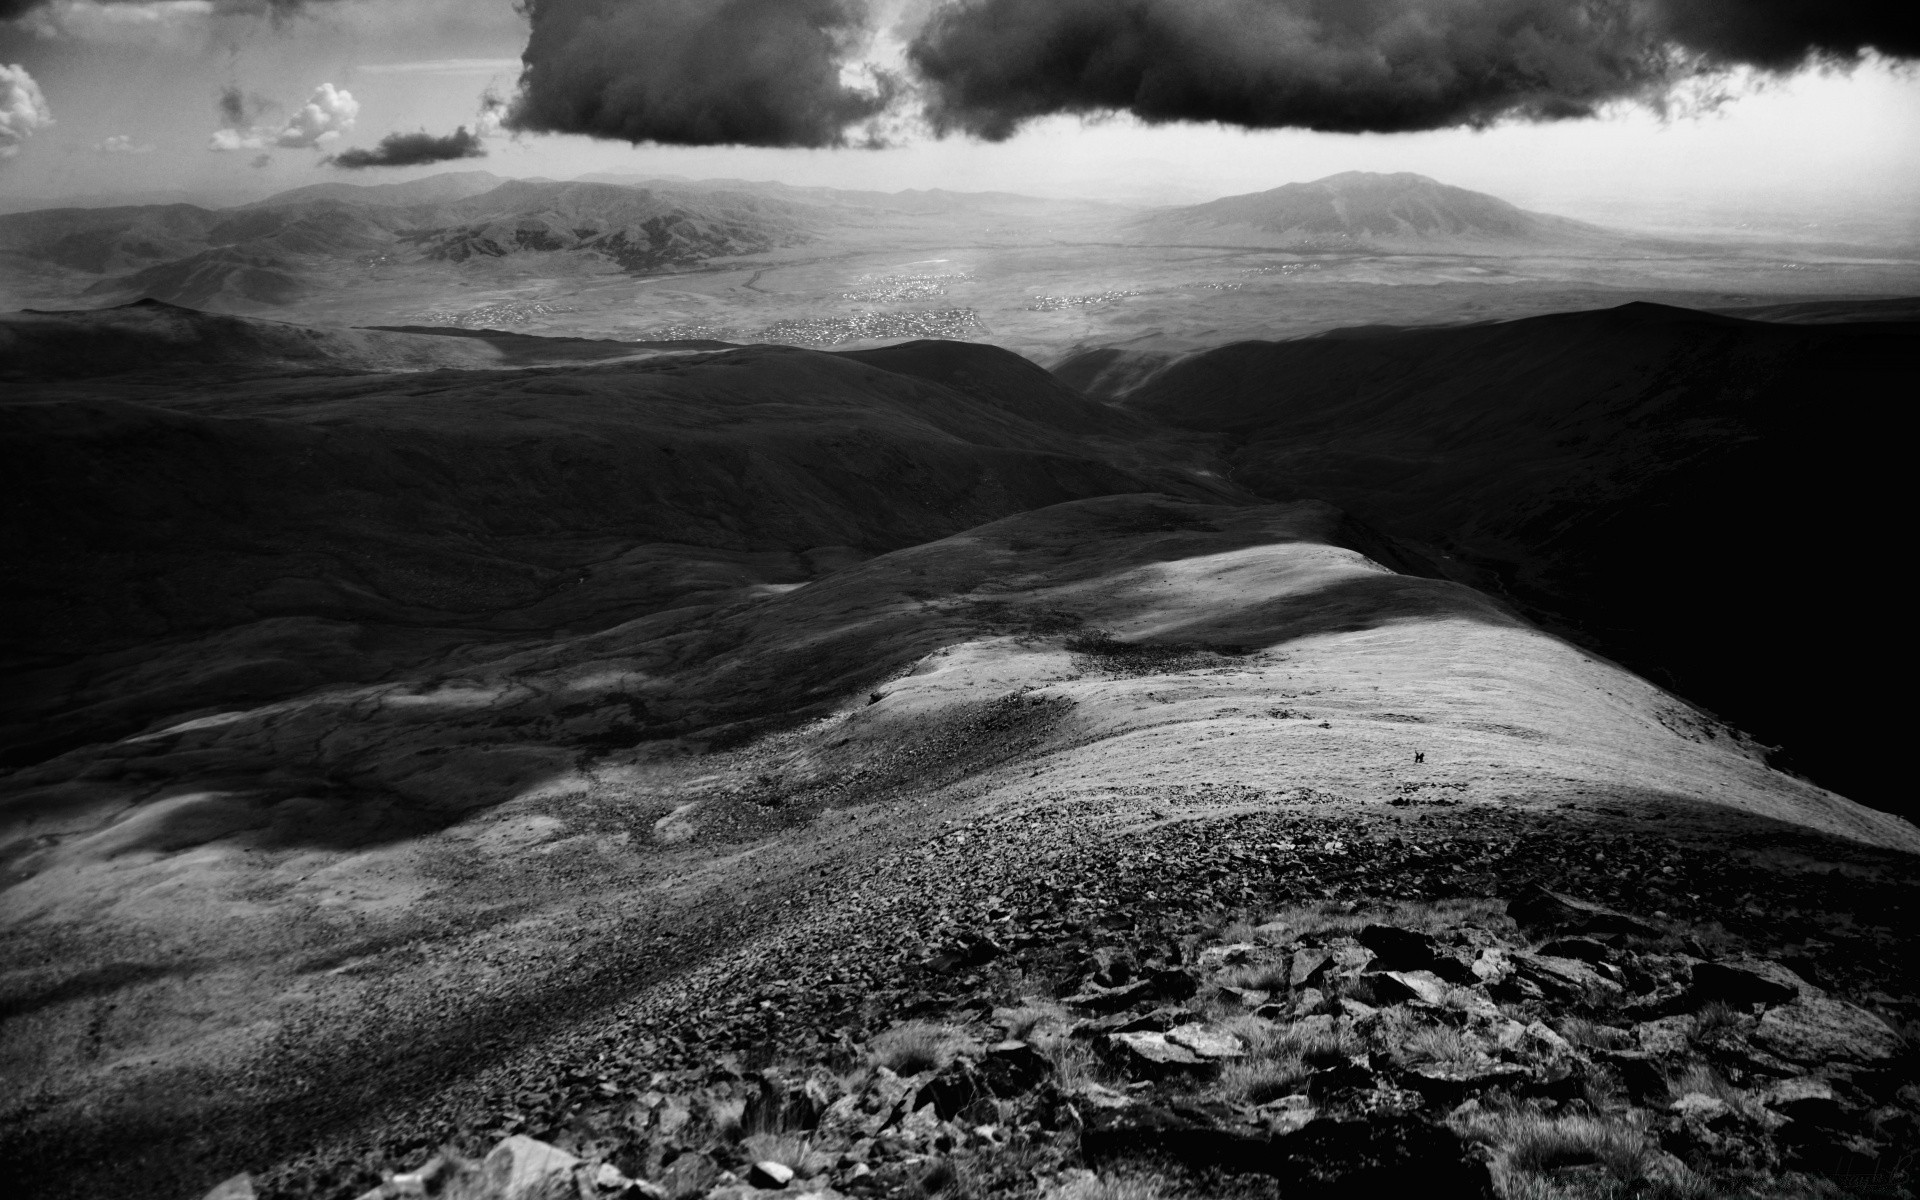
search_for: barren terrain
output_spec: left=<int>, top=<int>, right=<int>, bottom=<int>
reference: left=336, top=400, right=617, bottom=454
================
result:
left=1, top=180, right=1917, bottom=1200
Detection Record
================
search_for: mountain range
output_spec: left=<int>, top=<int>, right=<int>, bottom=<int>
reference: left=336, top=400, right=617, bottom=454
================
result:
left=0, top=172, right=1645, bottom=316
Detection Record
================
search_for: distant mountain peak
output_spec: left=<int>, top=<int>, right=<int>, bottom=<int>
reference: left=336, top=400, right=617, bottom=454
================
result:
left=1134, top=171, right=1617, bottom=252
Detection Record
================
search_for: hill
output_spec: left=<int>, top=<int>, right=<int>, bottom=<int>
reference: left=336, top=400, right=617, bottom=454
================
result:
left=1104, top=301, right=1916, bottom=807
left=3, top=302, right=1916, bottom=1200
left=0, top=178, right=829, bottom=312
left=1132, top=171, right=1627, bottom=252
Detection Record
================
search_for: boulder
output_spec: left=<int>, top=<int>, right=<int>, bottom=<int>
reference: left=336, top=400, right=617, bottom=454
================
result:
left=1166, top=1025, right=1246, bottom=1059
left=1401, top=1061, right=1530, bottom=1106
left=1373, top=970, right=1450, bottom=1005
left=747, top=1161, right=795, bottom=1189
left=201, top=1175, right=256, bottom=1200
left=1359, top=925, right=1439, bottom=970
left=1761, top=1077, right=1847, bottom=1127
left=1103, top=1031, right=1211, bottom=1078
left=1511, top=951, right=1624, bottom=1002
left=1689, top=958, right=1814, bottom=1007
left=1291, top=948, right=1335, bottom=988
left=1508, top=884, right=1657, bottom=939
left=476, top=1137, right=583, bottom=1200
left=1536, top=937, right=1615, bottom=964
left=1753, top=997, right=1906, bottom=1066
left=979, top=1040, right=1052, bottom=1095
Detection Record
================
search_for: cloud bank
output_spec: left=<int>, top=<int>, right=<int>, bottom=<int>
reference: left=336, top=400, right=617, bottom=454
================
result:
left=507, top=0, right=893, bottom=148
left=0, top=62, right=51, bottom=158
left=502, top=0, right=1920, bottom=147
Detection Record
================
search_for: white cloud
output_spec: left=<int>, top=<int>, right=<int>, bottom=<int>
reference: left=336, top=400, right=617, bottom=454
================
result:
left=0, top=64, right=55, bottom=161
left=94, top=132, right=153, bottom=154
left=209, top=82, right=357, bottom=152
left=272, top=81, right=357, bottom=148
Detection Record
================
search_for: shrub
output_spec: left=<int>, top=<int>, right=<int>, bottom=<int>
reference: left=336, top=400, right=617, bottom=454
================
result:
left=1220, top=1056, right=1309, bottom=1104
left=869, top=1022, right=970, bottom=1076
left=1504, top=1114, right=1658, bottom=1180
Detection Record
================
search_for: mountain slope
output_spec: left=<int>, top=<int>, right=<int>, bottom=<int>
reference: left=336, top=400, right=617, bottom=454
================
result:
left=1132, top=171, right=1624, bottom=251
left=1109, top=301, right=1917, bottom=808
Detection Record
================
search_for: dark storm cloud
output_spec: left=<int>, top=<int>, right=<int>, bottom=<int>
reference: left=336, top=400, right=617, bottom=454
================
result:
left=906, top=0, right=1920, bottom=139
left=327, top=126, right=485, bottom=169
left=506, top=0, right=892, bottom=148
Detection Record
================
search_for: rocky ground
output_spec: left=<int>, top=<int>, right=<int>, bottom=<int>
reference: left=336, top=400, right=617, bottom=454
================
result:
left=166, top=785, right=1918, bottom=1200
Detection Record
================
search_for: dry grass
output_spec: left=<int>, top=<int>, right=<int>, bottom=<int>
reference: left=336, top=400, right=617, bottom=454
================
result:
left=1404, top=1024, right=1477, bottom=1064
left=739, top=1133, right=834, bottom=1177
left=1218, top=960, right=1292, bottom=993
left=1690, top=1002, right=1746, bottom=1043
left=1666, top=1065, right=1750, bottom=1112
left=1000, top=1001, right=1073, bottom=1043
left=1047, top=1171, right=1166, bottom=1200
left=869, top=1022, right=972, bottom=1076
left=1219, top=1056, right=1309, bottom=1104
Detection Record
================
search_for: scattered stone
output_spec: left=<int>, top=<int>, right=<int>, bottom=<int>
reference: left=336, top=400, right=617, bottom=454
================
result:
left=1103, top=1031, right=1210, bottom=1078
left=477, top=1137, right=582, bottom=1200
left=1763, top=1077, right=1846, bottom=1126
left=1508, top=884, right=1658, bottom=939
left=749, top=1161, right=796, bottom=1189
left=1753, top=996, right=1906, bottom=1066
left=201, top=1175, right=256, bottom=1200
left=1509, top=951, right=1624, bottom=1001
left=1373, top=969, right=1450, bottom=1005
left=1690, top=957, right=1815, bottom=1007
left=1358, top=924, right=1438, bottom=970
left=1165, top=1025, right=1245, bottom=1059
left=1536, top=936, right=1615, bottom=964
left=1291, top=948, right=1335, bottom=988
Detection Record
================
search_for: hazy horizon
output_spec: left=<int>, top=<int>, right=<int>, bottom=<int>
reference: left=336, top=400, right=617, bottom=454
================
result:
left=2, top=1, right=1917, bottom=244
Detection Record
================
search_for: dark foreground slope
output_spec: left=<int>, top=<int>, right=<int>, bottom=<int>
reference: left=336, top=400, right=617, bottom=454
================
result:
left=1109, top=302, right=1917, bottom=810
left=0, top=308, right=1231, bottom=780
left=3, top=303, right=1915, bottom=1200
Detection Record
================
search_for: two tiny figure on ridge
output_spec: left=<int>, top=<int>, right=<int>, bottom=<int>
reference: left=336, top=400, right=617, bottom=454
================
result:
left=1414, top=751, right=1425, bottom=764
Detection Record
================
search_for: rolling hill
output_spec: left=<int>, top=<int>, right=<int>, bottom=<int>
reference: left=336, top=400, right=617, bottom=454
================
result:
left=4, top=298, right=1917, bottom=1200
left=1093, top=301, right=1914, bottom=808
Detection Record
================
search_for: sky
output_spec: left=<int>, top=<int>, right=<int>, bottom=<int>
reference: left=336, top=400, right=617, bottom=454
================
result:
left=1, top=0, right=1916, bottom=235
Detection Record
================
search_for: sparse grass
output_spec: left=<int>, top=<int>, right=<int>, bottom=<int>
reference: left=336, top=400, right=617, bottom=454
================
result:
left=1505, top=1114, right=1659, bottom=1179
left=1278, top=1019, right=1362, bottom=1066
left=1245, top=899, right=1509, bottom=943
left=1691, top=1002, right=1744, bottom=1042
left=1216, top=918, right=1262, bottom=945
left=1214, top=1013, right=1286, bottom=1057
left=1047, top=1039, right=1113, bottom=1092
left=869, top=1022, right=972, bottom=1076
left=1047, top=1171, right=1166, bottom=1200
left=1404, top=1024, right=1477, bottom=1064
left=1218, top=960, right=1292, bottom=992
left=1666, top=1065, right=1749, bottom=1111
left=1000, top=1001, right=1073, bottom=1044
left=1219, top=1056, right=1309, bottom=1104
left=740, top=1133, right=833, bottom=1177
